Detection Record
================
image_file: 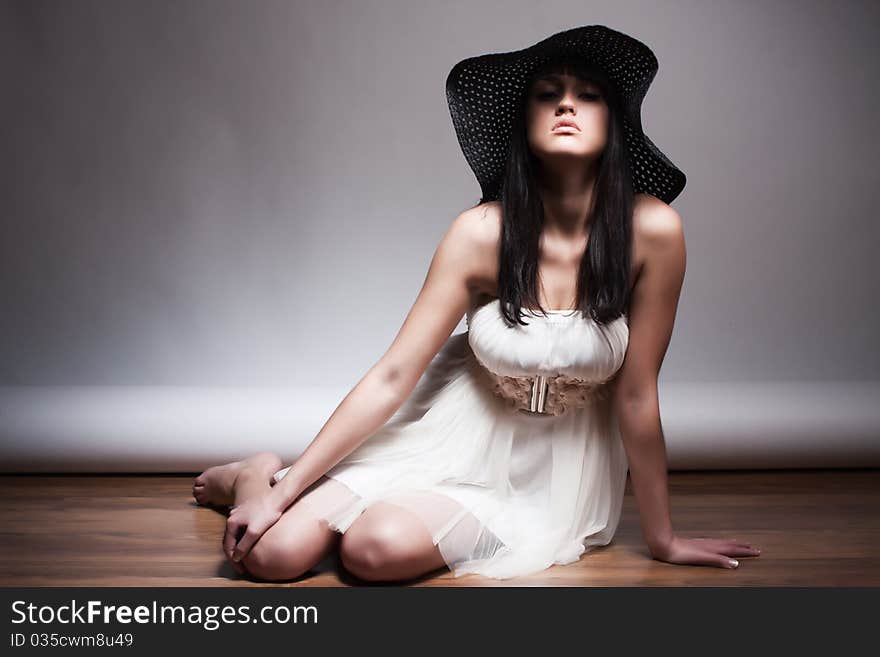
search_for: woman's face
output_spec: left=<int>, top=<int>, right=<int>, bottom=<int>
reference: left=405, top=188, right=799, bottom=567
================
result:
left=525, top=72, right=609, bottom=164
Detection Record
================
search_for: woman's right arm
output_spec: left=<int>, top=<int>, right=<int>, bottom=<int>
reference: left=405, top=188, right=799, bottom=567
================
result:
left=266, top=205, right=495, bottom=513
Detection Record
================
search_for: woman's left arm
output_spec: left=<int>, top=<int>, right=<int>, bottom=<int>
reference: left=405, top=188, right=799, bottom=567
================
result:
left=610, top=197, right=760, bottom=569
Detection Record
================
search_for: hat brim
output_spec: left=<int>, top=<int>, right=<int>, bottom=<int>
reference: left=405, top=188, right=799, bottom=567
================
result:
left=445, top=25, right=686, bottom=204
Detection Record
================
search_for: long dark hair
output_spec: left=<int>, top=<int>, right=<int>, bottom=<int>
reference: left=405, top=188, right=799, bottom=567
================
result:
left=480, top=55, right=635, bottom=327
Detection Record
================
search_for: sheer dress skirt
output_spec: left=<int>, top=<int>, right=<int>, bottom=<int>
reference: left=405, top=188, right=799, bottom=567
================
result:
left=284, top=473, right=509, bottom=571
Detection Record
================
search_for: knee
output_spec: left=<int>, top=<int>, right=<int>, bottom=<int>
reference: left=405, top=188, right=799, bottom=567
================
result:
left=241, top=536, right=310, bottom=582
left=339, top=521, right=413, bottom=582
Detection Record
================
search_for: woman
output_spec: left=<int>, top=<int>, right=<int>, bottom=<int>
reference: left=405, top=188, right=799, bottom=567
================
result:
left=193, top=25, right=761, bottom=582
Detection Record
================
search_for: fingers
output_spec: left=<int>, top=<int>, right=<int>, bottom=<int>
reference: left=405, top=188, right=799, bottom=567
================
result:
left=222, top=519, right=249, bottom=576
left=229, top=556, right=247, bottom=575
left=658, top=536, right=760, bottom=569
left=695, top=537, right=761, bottom=558
left=223, top=518, right=242, bottom=563
left=231, top=527, right=259, bottom=563
left=690, top=549, right=739, bottom=569
left=694, top=550, right=739, bottom=569
left=720, top=539, right=761, bottom=558
left=709, top=544, right=752, bottom=568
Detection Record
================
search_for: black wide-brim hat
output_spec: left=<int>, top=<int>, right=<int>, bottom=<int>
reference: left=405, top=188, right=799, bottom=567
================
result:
left=445, top=25, right=687, bottom=204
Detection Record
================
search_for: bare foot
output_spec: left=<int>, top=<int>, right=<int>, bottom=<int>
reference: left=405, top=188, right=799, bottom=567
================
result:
left=192, top=461, right=244, bottom=507
left=192, top=452, right=284, bottom=508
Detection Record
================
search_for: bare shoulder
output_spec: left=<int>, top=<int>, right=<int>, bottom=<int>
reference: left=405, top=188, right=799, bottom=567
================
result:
left=633, top=193, right=684, bottom=247
left=449, top=200, right=502, bottom=293
left=453, top=200, right=502, bottom=248
left=631, top=193, right=684, bottom=276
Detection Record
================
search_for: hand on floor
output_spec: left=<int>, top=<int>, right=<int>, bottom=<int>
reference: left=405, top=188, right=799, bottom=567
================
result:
left=650, top=534, right=761, bottom=569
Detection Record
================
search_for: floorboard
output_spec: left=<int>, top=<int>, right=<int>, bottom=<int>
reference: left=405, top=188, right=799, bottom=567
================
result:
left=1, top=469, right=877, bottom=587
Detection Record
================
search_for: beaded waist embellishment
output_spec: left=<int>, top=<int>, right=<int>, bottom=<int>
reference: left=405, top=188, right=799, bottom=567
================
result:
left=466, top=347, right=609, bottom=416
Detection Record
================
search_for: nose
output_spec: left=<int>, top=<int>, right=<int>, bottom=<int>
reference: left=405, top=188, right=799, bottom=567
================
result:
left=556, top=94, right=577, bottom=115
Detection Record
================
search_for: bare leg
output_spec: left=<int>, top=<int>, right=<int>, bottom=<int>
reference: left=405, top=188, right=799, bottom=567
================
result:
left=339, top=499, right=452, bottom=582
left=196, top=453, right=341, bottom=581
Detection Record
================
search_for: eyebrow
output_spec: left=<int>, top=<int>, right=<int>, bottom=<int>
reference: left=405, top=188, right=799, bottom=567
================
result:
left=535, top=74, right=597, bottom=86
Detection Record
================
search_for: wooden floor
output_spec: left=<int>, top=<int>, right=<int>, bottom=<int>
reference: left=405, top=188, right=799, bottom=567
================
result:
left=0, top=469, right=877, bottom=587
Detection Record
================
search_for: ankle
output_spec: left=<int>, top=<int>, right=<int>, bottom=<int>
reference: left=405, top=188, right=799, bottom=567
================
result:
left=234, top=463, right=274, bottom=488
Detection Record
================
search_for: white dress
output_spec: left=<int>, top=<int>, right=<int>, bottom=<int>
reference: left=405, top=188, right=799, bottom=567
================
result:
left=273, top=298, right=630, bottom=580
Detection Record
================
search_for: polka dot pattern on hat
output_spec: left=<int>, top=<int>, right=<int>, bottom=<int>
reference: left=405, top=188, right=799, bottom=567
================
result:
left=445, top=25, right=686, bottom=204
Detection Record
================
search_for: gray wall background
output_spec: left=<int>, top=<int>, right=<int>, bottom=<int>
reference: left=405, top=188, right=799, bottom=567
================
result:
left=2, top=0, right=879, bottom=389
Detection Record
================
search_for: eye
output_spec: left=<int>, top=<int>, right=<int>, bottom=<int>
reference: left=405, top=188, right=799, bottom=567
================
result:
left=536, top=90, right=601, bottom=101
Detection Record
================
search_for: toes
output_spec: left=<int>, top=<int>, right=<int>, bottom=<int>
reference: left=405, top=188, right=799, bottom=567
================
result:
left=194, top=491, right=216, bottom=507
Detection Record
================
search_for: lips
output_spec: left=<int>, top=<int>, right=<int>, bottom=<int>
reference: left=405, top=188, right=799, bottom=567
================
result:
left=552, top=120, right=580, bottom=131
